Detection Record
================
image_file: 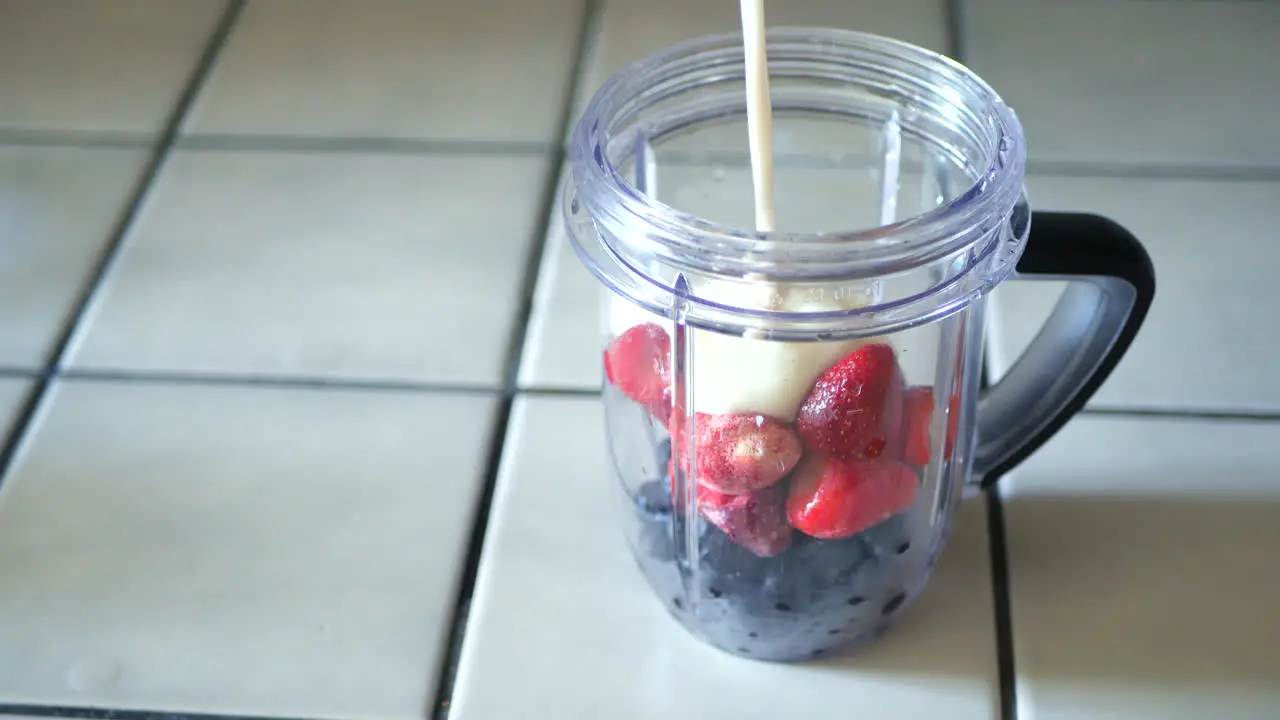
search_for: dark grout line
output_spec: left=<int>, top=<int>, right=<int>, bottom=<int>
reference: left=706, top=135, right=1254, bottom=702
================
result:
left=984, top=488, right=1019, bottom=720
left=1026, top=159, right=1280, bottom=183
left=7, top=363, right=607, bottom=400
left=30, top=362, right=1280, bottom=420
left=960, top=0, right=1016, bottom=703
left=0, top=130, right=155, bottom=149
left=173, top=134, right=553, bottom=156
left=428, top=1, right=604, bottom=717
left=0, top=703, right=299, bottom=720
left=58, top=368, right=499, bottom=396
left=978, top=357, right=1018, bottom=720
left=0, top=367, right=43, bottom=379
left=944, top=0, right=969, bottom=62
left=0, top=0, right=245, bottom=499
left=518, top=385, right=601, bottom=398
left=1080, top=405, right=1280, bottom=422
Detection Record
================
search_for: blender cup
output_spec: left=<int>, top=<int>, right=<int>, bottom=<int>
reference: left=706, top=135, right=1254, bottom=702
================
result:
left=565, top=28, right=1155, bottom=661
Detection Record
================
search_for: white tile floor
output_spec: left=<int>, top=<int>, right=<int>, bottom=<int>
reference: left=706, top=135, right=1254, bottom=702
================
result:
left=185, top=0, right=584, bottom=144
left=0, top=381, right=496, bottom=718
left=69, top=150, right=550, bottom=386
left=965, top=0, right=1280, bottom=169
left=0, top=1, right=1276, bottom=719
left=0, top=0, right=225, bottom=137
left=1000, top=415, right=1280, bottom=720
left=988, top=174, right=1280, bottom=413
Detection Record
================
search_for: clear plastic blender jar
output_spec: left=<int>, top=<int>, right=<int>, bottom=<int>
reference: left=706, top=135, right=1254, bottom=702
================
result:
left=564, top=28, right=1155, bottom=661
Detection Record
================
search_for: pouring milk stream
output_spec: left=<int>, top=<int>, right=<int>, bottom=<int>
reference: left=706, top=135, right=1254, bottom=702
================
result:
left=609, top=2, right=883, bottom=422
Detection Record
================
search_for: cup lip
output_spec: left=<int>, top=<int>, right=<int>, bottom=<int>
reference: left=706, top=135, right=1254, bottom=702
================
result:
left=569, top=26, right=1027, bottom=282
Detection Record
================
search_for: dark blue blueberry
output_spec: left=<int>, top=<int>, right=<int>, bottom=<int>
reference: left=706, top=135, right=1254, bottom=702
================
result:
left=859, top=514, right=913, bottom=558
left=881, top=592, right=906, bottom=616
left=697, top=521, right=776, bottom=592
left=655, top=438, right=672, bottom=473
left=634, top=480, right=676, bottom=563
left=634, top=479, right=672, bottom=517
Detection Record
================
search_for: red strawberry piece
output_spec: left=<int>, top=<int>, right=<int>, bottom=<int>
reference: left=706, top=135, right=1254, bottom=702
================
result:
left=699, top=481, right=794, bottom=557
left=900, top=386, right=935, bottom=468
left=668, top=412, right=803, bottom=495
left=796, top=343, right=905, bottom=461
left=785, top=455, right=919, bottom=540
left=604, top=323, right=671, bottom=418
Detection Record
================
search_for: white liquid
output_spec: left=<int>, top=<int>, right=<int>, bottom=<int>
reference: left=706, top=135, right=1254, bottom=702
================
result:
left=739, top=0, right=776, bottom=232
left=605, top=5, right=882, bottom=422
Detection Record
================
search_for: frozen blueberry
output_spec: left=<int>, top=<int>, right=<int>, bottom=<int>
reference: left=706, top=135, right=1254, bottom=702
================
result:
left=655, top=438, right=672, bottom=472
left=881, top=592, right=906, bottom=616
left=634, top=479, right=673, bottom=517
left=859, top=514, right=913, bottom=558
left=697, top=521, right=777, bottom=595
left=634, top=480, right=676, bottom=562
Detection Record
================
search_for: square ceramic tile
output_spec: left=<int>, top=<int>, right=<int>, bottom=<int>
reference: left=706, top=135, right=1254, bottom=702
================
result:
left=69, top=151, right=549, bottom=386
left=0, top=145, right=150, bottom=369
left=568, top=0, right=949, bottom=138
left=185, top=0, right=584, bottom=143
left=0, top=0, right=224, bottom=135
left=1001, top=415, right=1280, bottom=719
left=0, top=380, right=496, bottom=718
left=966, top=0, right=1280, bottom=167
left=449, top=395, right=1000, bottom=719
left=987, top=175, right=1280, bottom=413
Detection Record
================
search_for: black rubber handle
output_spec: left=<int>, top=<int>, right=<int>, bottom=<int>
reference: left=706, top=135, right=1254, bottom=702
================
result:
left=974, top=211, right=1156, bottom=490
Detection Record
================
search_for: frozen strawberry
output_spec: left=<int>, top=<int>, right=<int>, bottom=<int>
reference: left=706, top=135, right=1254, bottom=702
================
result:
left=699, top=481, right=794, bottom=557
left=900, top=386, right=935, bottom=468
left=786, top=455, right=919, bottom=540
left=669, top=412, right=802, bottom=495
left=796, top=343, right=905, bottom=461
left=696, top=413, right=802, bottom=494
left=603, top=323, right=671, bottom=418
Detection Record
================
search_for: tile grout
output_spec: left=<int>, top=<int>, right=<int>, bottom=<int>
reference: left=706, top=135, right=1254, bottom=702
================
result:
left=15, top=364, right=1280, bottom=423
left=5, top=126, right=1280, bottom=183
left=1024, top=160, right=1280, bottom=183
left=0, top=704, right=297, bottom=720
left=951, top=0, right=1019, bottom=713
left=173, top=134, right=553, bottom=156
left=0, top=1, right=1270, bottom=718
left=427, top=1, right=604, bottom=718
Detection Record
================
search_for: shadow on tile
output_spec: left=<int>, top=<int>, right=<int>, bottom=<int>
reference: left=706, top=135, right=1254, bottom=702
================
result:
left=787, top=502, right=997, bottom=682
left=1004, top=495, right=1279, bottom=690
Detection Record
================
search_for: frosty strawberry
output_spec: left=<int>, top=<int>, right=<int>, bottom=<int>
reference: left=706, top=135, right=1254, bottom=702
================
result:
left=699, top=481, right=794, bottom=557
left=796, top=343, right=905, bottom=461
left=669, top=412, right=802, bottom=495
left=603, top=323, right=671, bottom=418
left=785, top=455, right=919, bottom=540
